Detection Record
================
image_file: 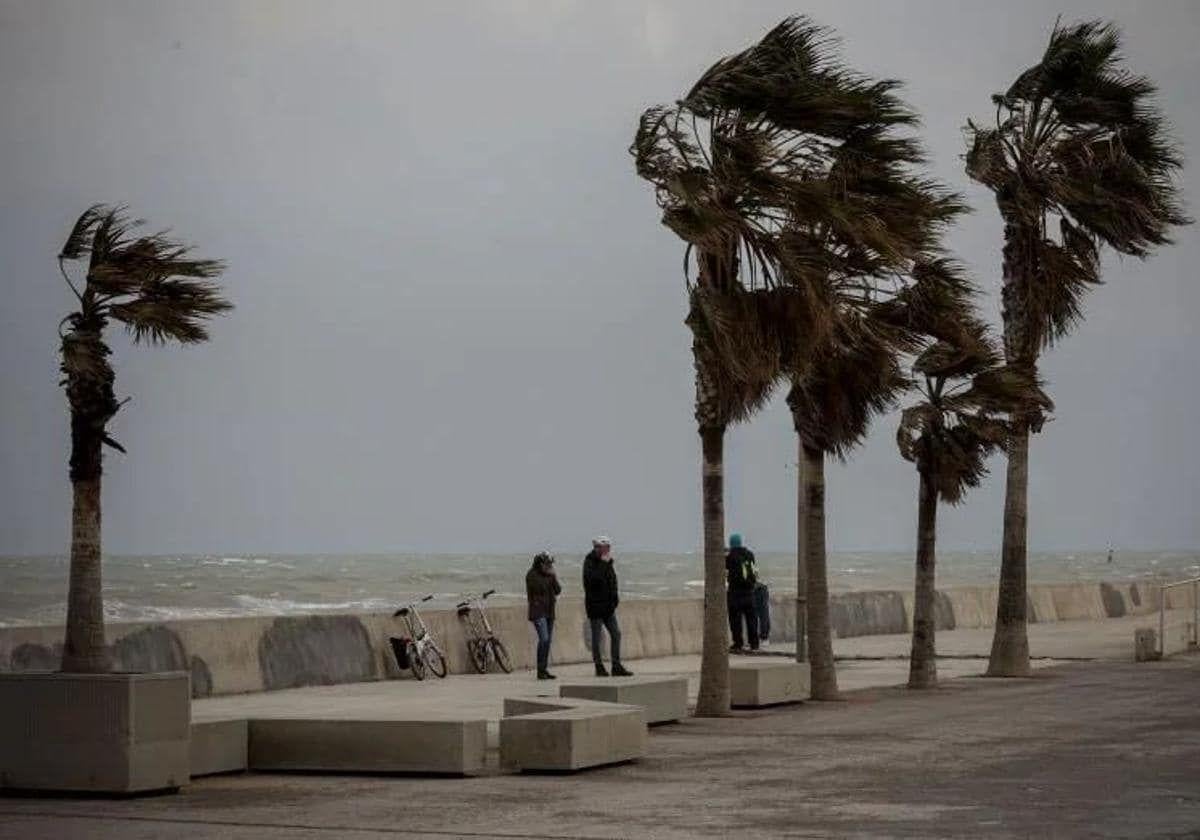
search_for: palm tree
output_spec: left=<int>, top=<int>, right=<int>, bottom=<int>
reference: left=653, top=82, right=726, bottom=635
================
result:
left=769, top=115, right=968, bottom=696
left=57, top=205, right=230, bottom=672
left=897, top=316, right=1050, bottom=688
left=630, top=16, right=909, bottom=714
left=966, top=20, right=1188, bottom=676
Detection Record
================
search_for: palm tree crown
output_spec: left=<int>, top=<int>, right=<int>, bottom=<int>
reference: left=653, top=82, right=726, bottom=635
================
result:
left=897, top=318, right=1051, bottom=503
left=59, top=204, right=230, bottom=477
left=966, top=19, right=1189, bottom=367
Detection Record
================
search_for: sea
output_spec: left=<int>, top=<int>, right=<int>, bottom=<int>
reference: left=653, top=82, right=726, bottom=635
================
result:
left=1, top=550, right=1197, bottom=628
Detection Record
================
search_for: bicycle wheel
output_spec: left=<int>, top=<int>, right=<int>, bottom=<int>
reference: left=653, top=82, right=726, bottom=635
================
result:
left=409, top=641, right=426, bottom=681
left=490, top=637, right=513, bottom=674
left=467, top=638, right=489, bottom=674
left=424, top=643, right=448, bottom=679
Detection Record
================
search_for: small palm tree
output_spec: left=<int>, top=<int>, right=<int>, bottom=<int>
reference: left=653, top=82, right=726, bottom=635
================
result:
left=897, top=317, right=1050, bottom=688
left=57, top=205, right=230, bottom=672
left=966, top=20, right=1188, bottom=676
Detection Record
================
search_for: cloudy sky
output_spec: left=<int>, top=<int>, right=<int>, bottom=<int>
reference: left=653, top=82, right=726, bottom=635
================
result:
left=1, top=0, right=1196, bottom=557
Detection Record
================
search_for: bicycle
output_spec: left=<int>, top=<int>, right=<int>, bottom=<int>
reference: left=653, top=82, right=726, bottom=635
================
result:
left=456, top=589, right=513, bottom=674
left=390, top=595, right=448, bottom=680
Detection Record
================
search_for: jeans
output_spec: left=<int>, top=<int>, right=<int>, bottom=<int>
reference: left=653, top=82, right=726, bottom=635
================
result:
left=589, top=613, right=622, bottom=667
left=728, top=592, right=759, bottom=649
left=532, top=617, right=554, bottom=673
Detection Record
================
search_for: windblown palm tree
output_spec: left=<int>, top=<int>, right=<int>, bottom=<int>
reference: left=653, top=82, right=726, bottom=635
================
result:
left=630, top=16, right=904, bottom=714
left=896, top=314, right=1050, bottom=689
left=785, top=262, right=965, bottom=698
left=769, top=110, right=967, bottom=697
left=966, top=20, right=1188, bottom=676
left=57, top=205, right=230, bottom=672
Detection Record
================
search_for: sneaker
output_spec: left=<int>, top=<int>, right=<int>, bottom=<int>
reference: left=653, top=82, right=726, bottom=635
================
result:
left=537, top=671, right=557, bottom=680
left=729, top=645, right=744, bottom=654
left=594, top=664, right=609, bottom=677
left=611, top=664, right=633, bottom=677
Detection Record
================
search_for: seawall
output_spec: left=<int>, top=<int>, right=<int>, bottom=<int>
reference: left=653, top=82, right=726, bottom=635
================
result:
left=0, top=580, right=1184, bottom=698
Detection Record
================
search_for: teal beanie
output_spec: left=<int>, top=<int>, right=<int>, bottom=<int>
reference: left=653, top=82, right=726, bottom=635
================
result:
left=729, top=533, right=743, bottom=548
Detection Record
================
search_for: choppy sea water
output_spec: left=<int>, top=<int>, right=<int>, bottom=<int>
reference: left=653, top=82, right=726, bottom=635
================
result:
left=0, top=550, right=1197, bottom=627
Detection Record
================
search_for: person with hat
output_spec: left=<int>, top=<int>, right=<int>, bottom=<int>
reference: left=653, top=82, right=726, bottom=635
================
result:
left=526, top=551, right=561, bottom=680
left=582, top=536, right=632, bottom=677
left=726, top=532, right=760, bottom=652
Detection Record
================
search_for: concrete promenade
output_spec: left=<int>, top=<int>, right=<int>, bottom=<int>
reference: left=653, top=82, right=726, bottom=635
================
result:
left=2, top=613, right=1197, bottom=839
left=187, top=608, right=1181, bottom=737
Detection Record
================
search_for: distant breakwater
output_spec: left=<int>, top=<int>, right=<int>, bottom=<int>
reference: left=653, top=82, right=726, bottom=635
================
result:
left=0, top=580, right=1186, bottom=698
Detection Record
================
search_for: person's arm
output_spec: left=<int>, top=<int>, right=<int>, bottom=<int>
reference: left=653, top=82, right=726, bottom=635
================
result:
left=551, top=573, right=562, bottom=596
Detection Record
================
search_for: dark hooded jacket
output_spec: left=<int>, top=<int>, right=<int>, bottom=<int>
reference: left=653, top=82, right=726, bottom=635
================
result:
left=726, top=546, right=758, bottom=595
left=526, top=558, right=561, bottom=621
left=582, top=550, right=619, bottom=619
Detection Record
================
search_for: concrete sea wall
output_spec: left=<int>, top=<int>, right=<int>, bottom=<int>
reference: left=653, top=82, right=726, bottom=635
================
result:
left=0, top=580, right=1185, bottom=698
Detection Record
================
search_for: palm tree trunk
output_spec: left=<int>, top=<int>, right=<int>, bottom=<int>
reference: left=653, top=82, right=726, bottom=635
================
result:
left=695, top=426, right=730, bottom=716
left=802, top=442, right=839, bottom=700
left=794, top=434, right=808, bottom=663
left=987, top=422, right=1032, bottom=676
left=908, top=470, right=939, bottom=689
left=61, top=427, right=108, bottom=673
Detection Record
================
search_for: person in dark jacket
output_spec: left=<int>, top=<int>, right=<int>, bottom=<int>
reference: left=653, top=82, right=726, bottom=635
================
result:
left=582, top=536, right=632, bottom=676
left=526, top=551, right=561, bottom=680
left=726, top=532, right=759, bottom=651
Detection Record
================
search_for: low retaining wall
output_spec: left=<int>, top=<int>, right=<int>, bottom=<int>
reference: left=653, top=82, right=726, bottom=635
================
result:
left=0, top=580, right=1180, bottom=698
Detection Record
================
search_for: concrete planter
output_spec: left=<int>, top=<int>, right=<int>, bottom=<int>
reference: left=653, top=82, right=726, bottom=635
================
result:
left=0, top=671, right=190, bottom=794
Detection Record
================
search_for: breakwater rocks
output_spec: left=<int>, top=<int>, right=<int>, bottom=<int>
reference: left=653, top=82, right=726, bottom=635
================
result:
left=0, top=580, right=1186, bottom=697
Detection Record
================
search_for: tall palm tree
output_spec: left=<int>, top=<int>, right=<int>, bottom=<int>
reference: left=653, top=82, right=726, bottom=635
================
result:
left=966, top=20, right=1188, bottom=676
left=57, top=205, right=230, bottom=673
left=770, top=115, right=968, bottom=695
left=630, top=16, right=914, bottom=714
left=897, top=316, right=1050, bottom=688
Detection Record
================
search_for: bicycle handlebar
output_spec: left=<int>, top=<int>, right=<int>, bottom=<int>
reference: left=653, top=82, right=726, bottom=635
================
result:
left=483, top=589, right=495, bottom=598
left=455, top=601, right=469, bottom=609
left=421, top=595, right=433, bottom=602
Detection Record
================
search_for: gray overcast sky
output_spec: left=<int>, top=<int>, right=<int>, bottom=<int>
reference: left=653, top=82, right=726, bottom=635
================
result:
left=1, top=1, right=1197, bottom=556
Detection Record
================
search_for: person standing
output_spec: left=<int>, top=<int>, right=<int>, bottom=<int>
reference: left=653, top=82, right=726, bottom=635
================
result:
left=526, top=551, right=561, bottom=680
left=583, top=536, right=632, bottom=677
left=726, top=532, right=760, bottom=652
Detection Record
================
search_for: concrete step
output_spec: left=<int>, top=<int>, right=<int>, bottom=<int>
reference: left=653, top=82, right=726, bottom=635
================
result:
left=558, top=675, right=688, bottom=724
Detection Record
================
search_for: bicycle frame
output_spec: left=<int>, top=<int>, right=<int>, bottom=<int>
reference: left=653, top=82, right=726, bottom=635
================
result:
left=395, top=596, right=439, bottom=657
left=456, top=590, right=498, bottom=641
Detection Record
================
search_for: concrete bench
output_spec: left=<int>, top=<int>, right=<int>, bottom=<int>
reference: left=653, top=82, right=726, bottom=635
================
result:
left=247, top=717, right=487, bottom=776
left=730, top=660, right=808, bottom=708
left=559, top=676, right=688, bottom=725
left=500, top=696, right=646, bottom=772
left=190, top=718, right=248, bottom=777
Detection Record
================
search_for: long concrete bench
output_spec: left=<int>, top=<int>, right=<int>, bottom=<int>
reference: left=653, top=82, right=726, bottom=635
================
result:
left=247, top=717, right=487, bottom=776
left=559, top=676, right=688, bottom=725
left=190, top=718, right=248, bottom=777
left=730, top=659, right=808, bottom=708
left=500, top=696, right=646, bottom=772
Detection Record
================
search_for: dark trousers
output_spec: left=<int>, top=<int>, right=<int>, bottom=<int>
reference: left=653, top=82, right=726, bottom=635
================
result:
left=728, top=592, right=759, bottom=649
left=589, top=613, right=622, bottom=666
left=532, top=617, right=553, bottom=673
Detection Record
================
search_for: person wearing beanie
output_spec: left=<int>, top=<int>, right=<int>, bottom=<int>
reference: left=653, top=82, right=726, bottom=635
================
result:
left=526, top=551, right=561, bottom=680
left=582, top=535, right=632, bottom=677
left=726, top=532, right=760, bottom=652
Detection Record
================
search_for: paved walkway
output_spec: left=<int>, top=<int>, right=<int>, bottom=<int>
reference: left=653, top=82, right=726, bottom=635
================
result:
left=191, top=609, right=1175, bottom=733
left=3, top=612, right=1196, bottom=839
